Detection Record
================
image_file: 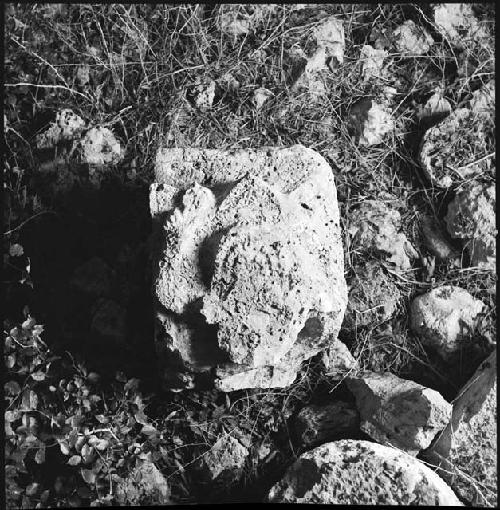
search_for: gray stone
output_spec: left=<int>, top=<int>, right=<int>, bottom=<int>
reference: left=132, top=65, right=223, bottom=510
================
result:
left=348, top=99, right=394, bottom=146
left=347, top=371, right=452, bottom=455
left=294, top=401, right=360, bottom=448
left=410, top=285, right=485, bottom=361
left=445, top=183, right=496, bottom=270
left=321, top=339, right=358, bottom=379
left=114, top=459, right=170, bottom=506
left=422, top=350, right=497, bottom=507
left=150, top=146, right=347, bottom=391
left=392, top=20, right=434, bottom=55
left=267, top=439, right=462, bottom=505
left=348, top=200, right=418, bottom=270
left=200, top=435, right=249, bottom=484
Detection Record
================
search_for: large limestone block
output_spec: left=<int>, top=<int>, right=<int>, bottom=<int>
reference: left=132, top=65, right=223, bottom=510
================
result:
left=410, top=285, right=485, bottom=361
left=150, top=146, right=347, bottom=390
left=267, top=439, right=462, bottom=505
left=346, top=372, right=452, bottom=455
left=423, top=350, right=497, bottom=507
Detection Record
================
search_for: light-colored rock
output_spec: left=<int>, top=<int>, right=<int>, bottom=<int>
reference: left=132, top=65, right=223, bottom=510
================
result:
left=321, top=340, right=358, bottom=379
left=348, top=200, right=418, bottom=270
left=200, top=435, right=249, bottom=484
left=347, top=372, right=452, bottom=455
left=253, top=87, right=273, bottom=110
left=219, top=5, right=276, bottom=37
left=151, top=146, right=347, bottom=390
left=267, top=439, right=463, bottom=505
left=292, top=17, right=344, bottom=96
left=81, top=127, right=123, bottom=167
left=360, top=45, right=387, bottom=81
left=91, top=299, right=126, bottom=342
left=418, top=107, right=494, bottom=188
left=71, top=257, right=112, bottom=296
left=348, top=99, right=394, bottom=146
left=344, top=261, right=401, bottom=329
left=410, top=285, right=485, bottom=360
left=423, top=350, right=497, bottom=507
left=294, top=401, right=359, bottom=448
left=392, top=20, right=434, bottom=55
left=114, top=459, right=170, bottom=506
left=194, top=80, right=216, bottom=110
left=445, top=183, right=496, bottom=270
left=420, top=215, right=459, bottom=261
left=434, top=3, right=487, bottom=44
left=36, top=109, right=86, bottom=149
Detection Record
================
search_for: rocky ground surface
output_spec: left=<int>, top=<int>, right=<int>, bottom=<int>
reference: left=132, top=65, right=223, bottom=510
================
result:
left=4, top=4, right=496, bottom=508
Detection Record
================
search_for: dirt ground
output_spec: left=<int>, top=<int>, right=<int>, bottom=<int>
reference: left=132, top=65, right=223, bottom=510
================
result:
left=4, top=4, right=496, bottom=507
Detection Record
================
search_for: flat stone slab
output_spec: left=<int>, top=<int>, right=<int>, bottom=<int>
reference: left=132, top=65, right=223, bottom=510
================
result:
left=150, top=146, right=347, bottom=391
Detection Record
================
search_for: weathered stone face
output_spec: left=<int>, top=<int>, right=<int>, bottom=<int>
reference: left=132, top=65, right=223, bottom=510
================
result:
left=267, top=439, right=463, bottom=505
left=150, top=146, right=347, bottom=391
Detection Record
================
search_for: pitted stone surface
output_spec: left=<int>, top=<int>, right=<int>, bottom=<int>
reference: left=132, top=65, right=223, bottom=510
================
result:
left=422, top=350, right=497, bottom=507
left=346, top=372, right=452, bottom=455
left=267, top=439, right=462, bottom=505
left=150, top=146, right=347, bottom=390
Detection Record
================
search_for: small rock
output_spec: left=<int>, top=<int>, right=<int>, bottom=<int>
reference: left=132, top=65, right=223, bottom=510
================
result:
left=346, top=371, right=452, bottom=455
left=422, top=350, right=497, bottom=507
left=253, top=87, right=273, bottom=110
left=294, top=401, right=360, bottom=448
left=71, top=257, right=113, bottom=297
left=267, top=439, right=462, bottom=505
left=91, top=299, right=126, bottom=342
left=418, top=107, right=494, bottom=188
left=348, top=200, right=418, bottom=270
left=76, top=65, right=90, bottom=87
left=420, top=215, right=459, bottom=260
left=344, top=261, right=401, bottom=329
left=348, top=99, right=394, bottom=146
left=433, top=3, right=486, bottom=44
left=218, top=72, right=240, bottom=92
left=194, top=80, right=216, bottom=110
left=359, top=45, right=387, bottom=81
left=321, top=340, right=358, bottom=379
left=445, top=182, right=496, bottom=270
left=392, top=20, right=434, bottom=55
left=81, top=127, right=123, bottom=167
left=114, top=459, right=170, bottom=506
left=410, top=285, right=485, bottom=361
left=313, top=16, right=345, bottom=67
left=200, top=435, right=249, bottom=484
left=36, top=109, right=86, bottom=149
left=219, top=5, right=276, bottom=38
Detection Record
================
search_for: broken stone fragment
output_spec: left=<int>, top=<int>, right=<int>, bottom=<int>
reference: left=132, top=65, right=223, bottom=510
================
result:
left=420, top=215, right=459, bottom=261
left=433, top=3, right=487, bottom=45
left=114, top=459, right=170, bottom=506
left=418, top=107, right=494, bottom=188
left=445, top=182, right=496, bottom=270
left=422, top=350, right=497, bottom=507
left=218, top=5, right=277, bottom=38
left=410, top=285, right=485, bottom=361
left=36, top=109, right=86, bottom=149
left=313, top=16, right=344, bottom=67
left=81, top=127, right=123, bottom=167
left=199, top=435, right=249, bottom=485
left=267, top=439, right=462, bottom=505
left=346, top=371, right=452, bottom=455
left=151, top=146, right=347, bottom=391
left=392, top=20, right=434, bottom=55
left=343, top=261, right=401, bottom=329
left=348, top=99, right=394, bottom=146
left=71, top=257, right=113, bottom=297
left=359, top=44, right=387, bottom=81
left=294, top=401, right=360, bottom=448
left=348, top=200, right=418, bottom=270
